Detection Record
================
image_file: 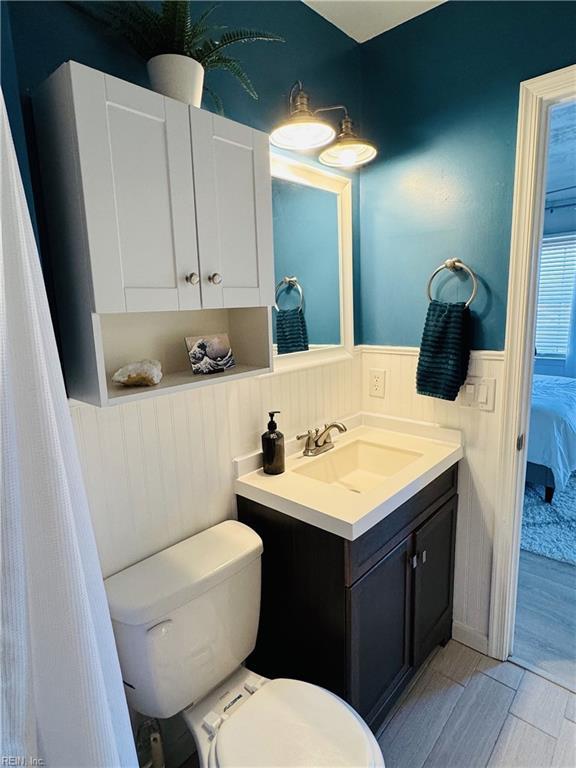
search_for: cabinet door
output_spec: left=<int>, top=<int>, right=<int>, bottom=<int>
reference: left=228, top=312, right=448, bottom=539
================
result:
left=413, top=497, right=457, bottom=666
left=348, top=535, right=413, bottom=727
left=72, top=65, right=200, bottom=312
left=190, top=108, right=274, bottom=308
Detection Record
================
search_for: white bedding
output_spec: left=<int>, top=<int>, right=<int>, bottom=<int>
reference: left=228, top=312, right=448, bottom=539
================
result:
left=528, top=375, right=576, bottom=492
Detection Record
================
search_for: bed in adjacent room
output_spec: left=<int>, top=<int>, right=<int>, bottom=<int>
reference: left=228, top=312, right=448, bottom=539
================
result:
left=526, top=374, right=576, bottom=502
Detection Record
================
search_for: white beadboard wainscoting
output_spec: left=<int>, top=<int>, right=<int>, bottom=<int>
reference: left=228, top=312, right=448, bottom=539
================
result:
left=71, top=345, right=504, bottom=655
left=359, top=346, right=506, bottom=653
left=70, top=356, right=362, bottom=578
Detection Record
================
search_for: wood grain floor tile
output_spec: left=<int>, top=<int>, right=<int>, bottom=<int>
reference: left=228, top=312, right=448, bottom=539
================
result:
left=515, top=552, right=576, bottom=692
left=511, top=671, right=569, bottom=738
left=487, top=715, right=556, bottom=767
left=551, top=718, right=576, bottom=768
left=429, top=640, right=482, bottom=686
left=379, top=669, right=464, bottom=768
left=378, top=647, right=442, bottom=735
left=476, top=656, right=525, bottom=690
left=424, top=673, right=514, bottom=768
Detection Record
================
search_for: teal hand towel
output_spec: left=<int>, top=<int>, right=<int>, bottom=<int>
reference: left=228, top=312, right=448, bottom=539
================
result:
left=416, top=300, right=471, bottom=401
left=276, top=308, right=309, bottom=355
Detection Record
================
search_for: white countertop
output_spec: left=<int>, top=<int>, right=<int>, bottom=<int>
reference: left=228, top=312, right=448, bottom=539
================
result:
left=234, top=413, right=463, bottom=540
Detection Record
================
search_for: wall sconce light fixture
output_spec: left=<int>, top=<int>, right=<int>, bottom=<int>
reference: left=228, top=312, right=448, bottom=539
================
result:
left=270, top=82, right=377, bottom=169
left=269, top=82, right=335, bottom=150
left=318, top=114, right=377, bottom=169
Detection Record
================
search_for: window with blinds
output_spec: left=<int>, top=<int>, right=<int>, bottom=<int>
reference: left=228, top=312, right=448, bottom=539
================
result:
left=535, top=233, right=576, bottom=358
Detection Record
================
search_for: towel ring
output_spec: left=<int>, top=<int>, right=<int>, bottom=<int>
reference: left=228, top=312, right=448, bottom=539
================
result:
left=275, top=276, right=304, bottom=311
left=426, top=259, right=478, bottom=308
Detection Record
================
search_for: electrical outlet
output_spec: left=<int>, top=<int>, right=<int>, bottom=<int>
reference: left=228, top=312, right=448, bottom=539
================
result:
left=369, top=369, right=386, bottom=398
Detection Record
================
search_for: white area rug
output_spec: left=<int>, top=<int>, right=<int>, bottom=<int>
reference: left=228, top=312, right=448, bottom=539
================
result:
left=521, top=473, right=576, bottom=565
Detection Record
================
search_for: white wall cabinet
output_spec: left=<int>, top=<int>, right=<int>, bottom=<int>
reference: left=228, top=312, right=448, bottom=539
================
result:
left=38, top=61, right=273, bottom=313
left=33, top=62, right=273, bottom=405
left=191, top=109, right=274, bottom=308
left=74, top=65, right=201, bottom=313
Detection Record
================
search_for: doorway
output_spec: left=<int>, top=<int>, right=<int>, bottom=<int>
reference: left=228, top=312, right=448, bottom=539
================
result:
left=489, top=65, right=576, bottom=685
left=512, top=100, right=576, bottom=689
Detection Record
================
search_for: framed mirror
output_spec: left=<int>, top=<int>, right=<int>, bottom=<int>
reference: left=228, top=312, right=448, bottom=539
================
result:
left=270, top=154, right=353, bottom=368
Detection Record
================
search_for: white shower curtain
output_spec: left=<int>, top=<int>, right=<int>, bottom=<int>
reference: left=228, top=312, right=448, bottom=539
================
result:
left=0, top=93, right=137, bottom=766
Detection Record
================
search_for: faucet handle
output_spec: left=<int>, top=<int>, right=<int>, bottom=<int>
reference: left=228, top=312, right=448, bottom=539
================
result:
left=296, top=428, right=318, bottom=441
left=297, top=428, right=320, bottom=456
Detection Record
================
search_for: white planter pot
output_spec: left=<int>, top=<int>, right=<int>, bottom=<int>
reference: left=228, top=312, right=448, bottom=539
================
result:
left=147, top=54, right=205, bottom=107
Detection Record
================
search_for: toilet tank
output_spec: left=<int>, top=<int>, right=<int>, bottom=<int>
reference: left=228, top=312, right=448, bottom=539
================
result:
left=105, top=520, right=263, bottom=718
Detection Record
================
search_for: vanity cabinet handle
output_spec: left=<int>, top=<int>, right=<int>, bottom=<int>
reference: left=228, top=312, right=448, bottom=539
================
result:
left=410, top=551, right=427, bottom=569
left=208, top=272, right=223, bottom=285
left=185, top=272, right=200, bottom=285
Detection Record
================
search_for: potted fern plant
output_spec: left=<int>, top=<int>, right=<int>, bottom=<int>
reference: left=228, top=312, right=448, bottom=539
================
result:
left=70, top=2, right=283, bottom=110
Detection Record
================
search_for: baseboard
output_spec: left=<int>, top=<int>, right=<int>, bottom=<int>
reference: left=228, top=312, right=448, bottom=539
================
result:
left=452, top=621, right=489, bottom=655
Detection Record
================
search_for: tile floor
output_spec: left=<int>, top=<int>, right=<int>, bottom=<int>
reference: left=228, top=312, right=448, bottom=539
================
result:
left=515, top=550, right=576, bottom=692
left=378, top=640, right=576, bottom=768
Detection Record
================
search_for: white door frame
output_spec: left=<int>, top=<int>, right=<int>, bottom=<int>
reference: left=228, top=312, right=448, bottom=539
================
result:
left=489, top=64, right=576, bottom=660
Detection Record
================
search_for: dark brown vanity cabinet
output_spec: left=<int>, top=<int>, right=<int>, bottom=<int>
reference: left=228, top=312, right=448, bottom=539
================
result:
left=237, top=464, right=458, bottom=733
left=348, top=536, right=413, bottom=721
left=412, top=498, right=458, bottom=666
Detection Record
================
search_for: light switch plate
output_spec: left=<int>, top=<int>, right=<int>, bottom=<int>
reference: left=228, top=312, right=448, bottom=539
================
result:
left=459, top=376, right=496, bottom=411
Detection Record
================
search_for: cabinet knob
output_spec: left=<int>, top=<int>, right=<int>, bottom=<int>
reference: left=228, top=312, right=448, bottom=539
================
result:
left=185, top=272, right=200, bottom=286
left=208, top=272, right=223, bottom=285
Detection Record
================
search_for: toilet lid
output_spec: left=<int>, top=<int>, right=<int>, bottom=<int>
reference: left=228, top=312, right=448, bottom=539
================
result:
left=214, top=679, right=383, bottom=768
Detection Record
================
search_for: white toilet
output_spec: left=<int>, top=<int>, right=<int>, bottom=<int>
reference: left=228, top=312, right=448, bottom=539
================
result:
left=105, top=520, right=385, bottom=768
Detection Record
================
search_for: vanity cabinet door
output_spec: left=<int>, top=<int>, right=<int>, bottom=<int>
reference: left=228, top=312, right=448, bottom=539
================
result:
left=412, top=497, right=457, bottom=666
left=190, top=108, right=274, bottom=309
left=348, top=535, right=413, bottom=729
left=73, top=65, right=200, bottom=313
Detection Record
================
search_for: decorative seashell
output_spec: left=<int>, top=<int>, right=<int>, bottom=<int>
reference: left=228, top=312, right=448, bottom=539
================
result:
left=112, top=359, right=162, bottom=387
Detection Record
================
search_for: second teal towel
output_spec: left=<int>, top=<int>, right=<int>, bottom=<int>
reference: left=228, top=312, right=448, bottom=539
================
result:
left=277, top=308, right=309, bottom=355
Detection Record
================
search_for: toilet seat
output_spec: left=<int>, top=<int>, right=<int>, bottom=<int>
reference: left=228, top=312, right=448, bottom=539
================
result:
left=209, top=678, right=384, bottom=768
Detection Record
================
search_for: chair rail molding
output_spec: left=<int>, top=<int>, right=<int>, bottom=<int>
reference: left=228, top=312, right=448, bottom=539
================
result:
left=355, top=345, right=505, bottom=362
left=489, top=64, right=576, bottom=660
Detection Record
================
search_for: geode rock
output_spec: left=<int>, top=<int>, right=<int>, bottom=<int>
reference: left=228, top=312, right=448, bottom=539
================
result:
left=112, top=359, right=163, bottom=387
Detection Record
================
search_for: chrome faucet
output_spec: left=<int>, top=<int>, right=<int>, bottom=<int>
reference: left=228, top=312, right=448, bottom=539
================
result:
left=296, top=422, right=347, bottom=457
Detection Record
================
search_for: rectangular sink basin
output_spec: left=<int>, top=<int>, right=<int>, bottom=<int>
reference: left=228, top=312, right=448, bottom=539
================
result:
left=293, top=440, right=423, bottom=493
left=235, top=419, right=464, bottom=540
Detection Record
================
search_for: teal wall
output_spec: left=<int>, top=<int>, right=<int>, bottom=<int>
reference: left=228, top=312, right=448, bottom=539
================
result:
left=359, top=1, right=576, bottom=350
left=272, top=179, right=340, bottom=346
left=3, top=1, right=576, bottom=352
left=5, top=1, right=361, bottom=132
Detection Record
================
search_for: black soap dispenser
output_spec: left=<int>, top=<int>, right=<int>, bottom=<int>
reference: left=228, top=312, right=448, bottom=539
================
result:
left=262, top=411, right=285, bottom=475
